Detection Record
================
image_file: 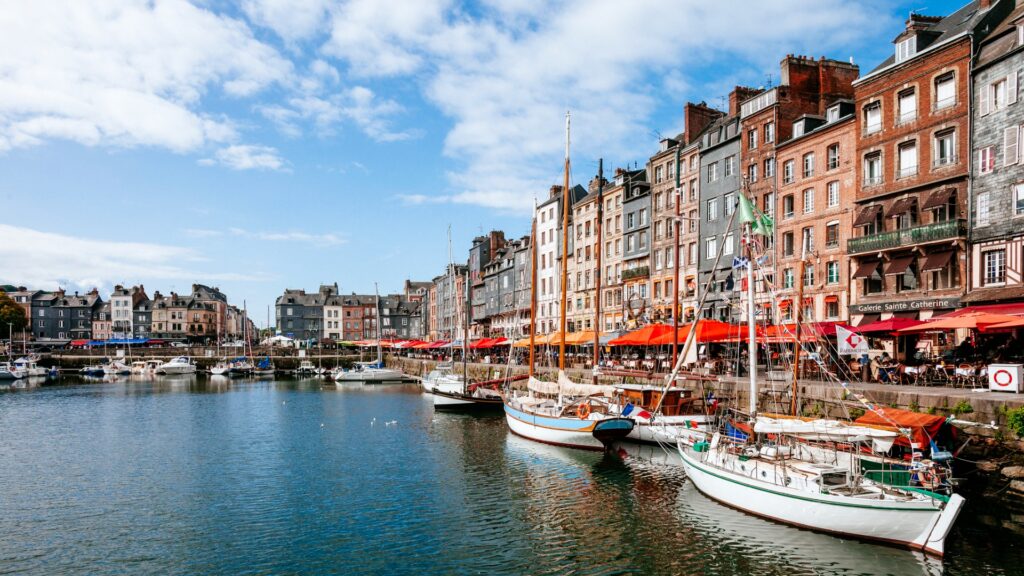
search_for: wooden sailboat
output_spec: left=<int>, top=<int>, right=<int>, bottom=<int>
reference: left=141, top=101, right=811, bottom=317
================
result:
left=502, top=112, right=634, bottom=449
left=675, top=193, right=965, bottom=556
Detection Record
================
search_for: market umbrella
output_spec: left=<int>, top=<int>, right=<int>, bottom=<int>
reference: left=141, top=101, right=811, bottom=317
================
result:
left=648, top=320, right=742, bottom=345
left=608, top=323, right=674, bottom=346
left=898, top=312, right=1023, bottom=333
left=564, top=331, right=597, bottom=345
left=512, top=337, right=534, bottom=348
left=981, top=317, right=1024, bottom=332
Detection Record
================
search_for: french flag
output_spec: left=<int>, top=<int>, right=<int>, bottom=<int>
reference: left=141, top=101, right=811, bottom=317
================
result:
left=622, top=403, right=652, bottom=421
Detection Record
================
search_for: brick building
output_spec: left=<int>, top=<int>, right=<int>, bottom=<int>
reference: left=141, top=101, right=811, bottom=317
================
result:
left=849, top=4, right=1011, bottom=328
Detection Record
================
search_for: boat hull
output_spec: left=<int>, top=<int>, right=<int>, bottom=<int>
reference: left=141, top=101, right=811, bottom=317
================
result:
left=625, top=414, right=712, bottom=445
left=677, top=444, right=964, bottom=556
left=503, top=401, right=608, bottom=451
left=334, top=369, right=404, bottom=382
left=159, top=365, right=196, bottom=375
left=432, top=389, right=503, bottom=411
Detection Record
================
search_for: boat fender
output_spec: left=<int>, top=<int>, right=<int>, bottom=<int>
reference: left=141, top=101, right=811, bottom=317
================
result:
left=578, top=402, right=591, bottom=419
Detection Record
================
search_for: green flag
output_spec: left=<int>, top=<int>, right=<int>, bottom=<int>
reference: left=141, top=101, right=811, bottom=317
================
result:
left=737, top=193, right=758, bottom=225
left=753, top=213, right=774, bottom=236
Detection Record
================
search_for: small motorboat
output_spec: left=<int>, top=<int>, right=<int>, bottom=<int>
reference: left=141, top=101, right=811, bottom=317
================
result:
left=209, top=359, right=231, bottom=376
left=102, top=360, right=132, bottom=376
left=157, top=356, right=197, bottom=375
left=0, top=361, right=27, bottom=380
left=13, top=356, right=49, bottom=378
left=334, top=361, right=404, bottom=383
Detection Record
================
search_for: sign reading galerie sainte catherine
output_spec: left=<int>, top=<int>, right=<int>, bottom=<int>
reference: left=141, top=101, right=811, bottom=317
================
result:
left=849, top=297, right=960, bottom=315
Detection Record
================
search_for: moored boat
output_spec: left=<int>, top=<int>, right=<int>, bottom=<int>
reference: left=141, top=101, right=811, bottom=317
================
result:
left=0, top=361, right=27, bottom=380
left=157, top=356, right=197, bottom=375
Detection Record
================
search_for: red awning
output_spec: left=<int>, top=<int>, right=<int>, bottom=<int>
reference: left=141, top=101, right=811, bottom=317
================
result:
left=648, top=320, right=746, bottom=345
left=608, top=323, right=675, bottom=346
left=921, top=251, right=954, bottom=272
left=939, top=303, right=1024, bottom=318
left=854, top=407, right=949, bottom=450
left=884, top=256, right=915, bottom=276
left=888, top=196, right=917, bottom=217
left=921, top=188, right=956, bottom=210
left=854, top=318, right=923, bottom=334
left=852, top=261, right=880, bottom=279
left=69, top=339, right=90, bottom=346
left=853, top=204, right=883, bottom=226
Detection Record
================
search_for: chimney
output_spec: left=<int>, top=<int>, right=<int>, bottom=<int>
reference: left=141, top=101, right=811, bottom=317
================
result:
left=683, top=101, right=722, bottom=144
left=549, top=185, right=563, bottom=199
left=728, top=86, right=761, bottom=117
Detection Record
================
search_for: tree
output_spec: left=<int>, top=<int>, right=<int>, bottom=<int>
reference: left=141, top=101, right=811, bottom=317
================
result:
left=0, top=291, right=28, bottom=335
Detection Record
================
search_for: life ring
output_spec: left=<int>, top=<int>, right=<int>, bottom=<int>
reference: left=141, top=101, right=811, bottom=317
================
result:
left=578, top=402, right=591, bottom=419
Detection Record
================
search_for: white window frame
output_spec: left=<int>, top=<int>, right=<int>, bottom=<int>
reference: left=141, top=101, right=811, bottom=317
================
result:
left=827, top=181, right=839, bottom=207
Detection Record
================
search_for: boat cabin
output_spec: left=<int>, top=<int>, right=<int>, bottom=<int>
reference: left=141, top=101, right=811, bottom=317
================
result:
left=614, top=384, right=697, bottom=416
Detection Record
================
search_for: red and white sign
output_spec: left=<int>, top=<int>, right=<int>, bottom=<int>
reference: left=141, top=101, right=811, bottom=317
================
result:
left=837, top=325, right=869, bottom=356
left=989, top=364, right=1023, bottom=393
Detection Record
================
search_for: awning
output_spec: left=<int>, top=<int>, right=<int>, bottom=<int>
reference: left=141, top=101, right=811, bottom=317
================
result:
left=853, top=204, right=883, bottom=226
left=888, top=196, right=917, bottom=217
left=855, top=314, right=880, bottom=327
left=824, top=295, right=839, bottom=303
left=941, top=303, right=1024, bottom=317
left=854, top=318, right=923, bottom=333
left=921, top=187, right=956, bottom=210
left=921, top=250, right=954, bottom=271
left=608, top=323, right=674, bottom=346
left=69, top=339, right=90, bottom=347
left=778, top=299, right=792, bottom=309
left=852, top=260, right=881, bottom=279
left=884, top=256, right=915, bottom=276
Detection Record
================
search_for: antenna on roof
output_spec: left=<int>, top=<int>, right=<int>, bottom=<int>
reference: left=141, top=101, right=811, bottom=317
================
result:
left=766, top=73, right=773, bottom=88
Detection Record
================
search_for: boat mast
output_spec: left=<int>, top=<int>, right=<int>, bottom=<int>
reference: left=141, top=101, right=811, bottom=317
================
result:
left=672, top=144, right=682, bottom=366
left=374, top=283, right=382, bottom=366
left=745, top=221, right=757, bottom=416
left=791, top=255, right=805, bottom=416
left=559, top=111, right=570, bottom=371
left=593, top=159, right=603, bottom=383
left=447, top=226, right=456, bottom=364
left=463, top=270, right=470, bottom=392
left=529, top=211, right=538, bottom=378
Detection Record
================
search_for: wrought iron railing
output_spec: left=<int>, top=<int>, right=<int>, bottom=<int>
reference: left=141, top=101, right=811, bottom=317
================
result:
left=847, top=218, right=966, bottom=254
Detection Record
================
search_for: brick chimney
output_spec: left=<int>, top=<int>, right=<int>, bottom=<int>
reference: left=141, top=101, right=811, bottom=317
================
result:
left=683, top=102, right=722, bottom=144
left=549, top=185, right=563, bottom=199
left=728, top=86, right=761, bottom=117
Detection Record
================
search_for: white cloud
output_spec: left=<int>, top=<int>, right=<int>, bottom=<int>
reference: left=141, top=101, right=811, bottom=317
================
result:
left=259, top=86, right=414, bottom=142
left=317, top=0, right=885, bottom=212
left=0, top=0, right=292, bottom=154
left=241, top=0, right=330, bottom=42
left=0, top=224, right=264, bottom=291
left=224, top=227, right=347, bottom=246
left=200, top=144, right=288, bottom=171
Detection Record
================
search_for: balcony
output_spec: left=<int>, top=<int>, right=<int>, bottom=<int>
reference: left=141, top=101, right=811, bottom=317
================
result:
left=847, top=218, right=966, bottom=255
left=622, top=266, right=650, bottom=281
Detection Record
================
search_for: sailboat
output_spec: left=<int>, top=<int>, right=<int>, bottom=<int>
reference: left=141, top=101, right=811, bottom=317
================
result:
left=502, top=112, right=635, bottom=450
left=675, top=193, right=964, bottom=556
left=335, top=283, right=403, bottom=382
left=422, top=227, right=465, bottom=394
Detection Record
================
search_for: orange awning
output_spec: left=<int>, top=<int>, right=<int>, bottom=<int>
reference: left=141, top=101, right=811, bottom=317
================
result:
left=899, top=311, right=1023, bottom=333
left=607, top=323, right=675, bottom=346
left=564, top=331, right=598, bottom=345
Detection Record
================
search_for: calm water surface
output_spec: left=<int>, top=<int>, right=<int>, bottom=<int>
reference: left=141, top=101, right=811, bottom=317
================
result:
left=0, top=377, right=1021, bottom=575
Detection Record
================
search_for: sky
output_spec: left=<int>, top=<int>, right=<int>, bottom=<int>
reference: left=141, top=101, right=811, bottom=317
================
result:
left=0, top=0, right=967, bottom=326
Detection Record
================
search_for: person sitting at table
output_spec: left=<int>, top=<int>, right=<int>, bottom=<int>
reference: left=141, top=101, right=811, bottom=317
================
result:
left=880, top=351, right=892, bottom=365
left=954, top=339, right=975, bottom=361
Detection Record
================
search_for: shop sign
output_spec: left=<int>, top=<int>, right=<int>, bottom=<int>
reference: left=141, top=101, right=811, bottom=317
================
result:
left=849, top=297, right=960, bottom=315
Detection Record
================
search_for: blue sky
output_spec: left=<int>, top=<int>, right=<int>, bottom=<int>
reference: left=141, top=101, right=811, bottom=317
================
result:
left=0, top=0, right=966, bottom=325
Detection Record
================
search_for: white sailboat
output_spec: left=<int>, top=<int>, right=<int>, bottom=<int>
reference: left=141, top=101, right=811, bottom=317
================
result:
left=503, top=112, right=634, bottom=450
left=335, top=283, right=403, bottom=383
left=423, top=227, right=464, bottom=394
left=675, top=194, right=964, bottom=556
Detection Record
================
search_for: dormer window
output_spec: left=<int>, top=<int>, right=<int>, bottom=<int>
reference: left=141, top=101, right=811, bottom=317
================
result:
left=826, top=105, right=840, bottom=122
left=793, top=120, right=805, bottom=138
left=896, top=36, right=916, bottom=62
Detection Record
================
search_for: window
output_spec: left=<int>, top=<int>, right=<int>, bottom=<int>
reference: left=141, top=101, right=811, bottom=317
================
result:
left=802, top=153, right=814, bottom=177
left=1005, top=125, right=1020, bottom=167
left=707, top=198, right=719, bottom=221
left=896, top=36, right=916, bottom=62
left=898, top=141, right=918, bottom=177
left=666, top=247, right=674, bottom=268
left=782, top=194, right=794, bottom=218
left=654, top=220, right=663, bottom=240
left=898, top=88, right=917, bottom=124
left=724, top=233, right=734, bottom=255
left=707, top=162, right=718, bottom=182
left=826, top=105, right=840, bottom=122
left=864, top=152, right=882, bottom=185
left=825, top=222, right=839, bottom=248
left=805, top=264, right=815, bottom=287
left=783, top=268, right=794, bottom=289
left=979, top=146, right=996, bottom=175
left=667, top=161, right=675, bottom=178
left=724, top=193, right=736, bottom=215
left=1016, top=183, right=1024, bottom=215
left=748, top=128, right=758, bottom=149
left=764, top=157, right=775, bottom=177
left=783, top=160, right=794, bottom=184
left=764, top=192, right=775, bottom=217
left=984, top=250, right=1006, bottom=285
left=747, top=163, right=758, bottom=182
left=764, top=122, right=775, bottom=143
left=654, top=250, right=663, bottom=270
left=803, top=188, right=814, bottom=213
left=655, top=165, right=663, bottom=183
left=864, top=102, right=882, bottom=134
left=689, top=180, right=697, bottom=201
left=977, top=191, right=992, bottom=226
left=627, top=213, right=635, bottom=229
left=827, top=261, right=839, bottom=284
left=802, top=226, right=815, bottom=254
left=827, top=144, right=840, bottom=170
left=639, top=208, right=648, bottom=225
left=992, top=78, right=1009, bottom=111
left=935, top=129, right=956, bottom=166
left=725, top=155, right=736, bottom=177
left=827, top=181, right=839, bottom=207
left=639, top=231, right=647, bottom=249
left=705, top=238, right=717, bottom=259
left=782, top=232, right=794, bottom=256
left=934, top=73, right=955, bottom=110
left=689, top=242, right=697, bottom=265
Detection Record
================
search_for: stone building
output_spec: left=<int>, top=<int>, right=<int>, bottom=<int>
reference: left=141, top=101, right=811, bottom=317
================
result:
left=698, top=87, right=759, bottom=322
left=849, top=4, right=1011, bottom=326
left=568, top=178, right=603, bottom=332
left=968, top=3, right=1024, bottom=307
left=92, top=302, right=112, bottom=341
left=535, top=184, right=586, bottom=334
left=775, top=100, right=858, bottom=323
left=649, top=138, right=679, bottom=324
left=620, top=168, right=652, bottom=328
left=468, top=231, right=504, bottom=337
left=274, top=284, right=336, bottom=342
left=600, top=177, right=626, bottom=331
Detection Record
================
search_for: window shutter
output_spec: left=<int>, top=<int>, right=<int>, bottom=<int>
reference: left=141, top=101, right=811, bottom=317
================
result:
left=977, top=149, right=984, bottom=173
left=1011, top=71, right=1020, bottom=105
left=981, top=84, right=992, bottom=116
left=1005, top=126, right=1020, bottom=166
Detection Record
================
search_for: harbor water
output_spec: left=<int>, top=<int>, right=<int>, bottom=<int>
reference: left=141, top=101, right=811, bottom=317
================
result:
left=0, top=377, right=1021, bottom=575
